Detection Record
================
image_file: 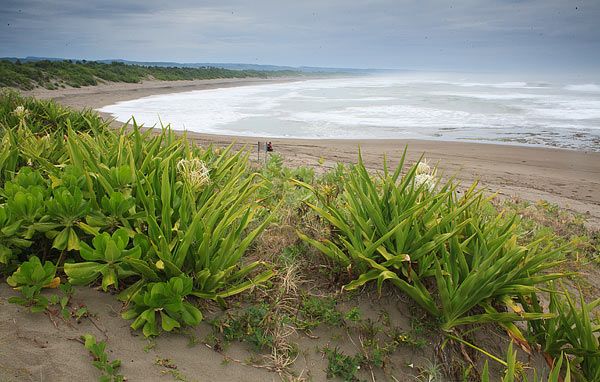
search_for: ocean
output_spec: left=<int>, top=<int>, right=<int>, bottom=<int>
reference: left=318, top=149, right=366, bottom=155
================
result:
left=98, top=74, right=600, bottom=151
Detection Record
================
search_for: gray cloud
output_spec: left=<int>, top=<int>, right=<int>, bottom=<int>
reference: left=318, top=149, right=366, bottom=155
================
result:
left=1, top=0, right=598, bottom=72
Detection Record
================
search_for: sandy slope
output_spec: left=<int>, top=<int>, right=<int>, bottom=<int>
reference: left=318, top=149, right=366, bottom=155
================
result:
left=1, top=283, right=460, bottom=382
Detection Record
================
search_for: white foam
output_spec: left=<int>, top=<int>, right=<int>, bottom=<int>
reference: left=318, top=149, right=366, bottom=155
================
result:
left=530, top=99, right=600, bottom=121
left=98, top=75, right=600, bottom=150
left=283, top=105, right=522, bottom=130
left=432, top=92, right=550, bottom=100
left=565, top=84, right=600, bottom=92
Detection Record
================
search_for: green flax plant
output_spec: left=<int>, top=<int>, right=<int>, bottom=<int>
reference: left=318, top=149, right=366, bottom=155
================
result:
left=481, top=342, right=571, bottom=382
left=520, top=285, right=600, bottom=382
left=62, top=120, right=274, bottom=308
left=295, top=149, right=563, bottom=331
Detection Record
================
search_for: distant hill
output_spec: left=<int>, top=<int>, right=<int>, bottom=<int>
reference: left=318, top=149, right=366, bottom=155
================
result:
left=2, top=56, right=397, bottom=75
left=0, top=59, right=309, bottom=90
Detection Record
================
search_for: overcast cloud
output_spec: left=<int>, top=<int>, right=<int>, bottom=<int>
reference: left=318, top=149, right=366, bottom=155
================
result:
left=1, top=0, right=599, bottom=72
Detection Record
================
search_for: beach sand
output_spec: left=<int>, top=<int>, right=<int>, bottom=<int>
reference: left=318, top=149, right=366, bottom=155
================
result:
left=27, top=78, right=600, bottom=228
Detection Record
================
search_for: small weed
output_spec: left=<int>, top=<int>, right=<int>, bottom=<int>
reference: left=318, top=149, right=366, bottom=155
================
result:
left=378, top=310, right=391, bottom=327
left=7, top=256, right=57, bottom=313
left=344, top=307, right=361, bottom=322
left=323, top=346, right=364, bottom=382
left=203, top=333, right=220, bottom=350
left=48, top=294, right=70, bottom=319
left=213, top=303, right=274, bottom=351
left=74, top=305, right=90, bottom=321
left=281, top=243, right=308, bottom=266
left=184, top=329, right=201, bottom=347
left=410, top=317, right=429, bottom=335
left=391, top=328, right=427, bottom=349
left=355, top=322, right=425, bottom=373
left=298, top=296, right=343, bottom=329
left=358, top=319, right=382, bottom=345
left=155, top=358, right=189, bottom=381
left=82, top=334, right=124, bottom=382
left=143, top=339, right=156, bottom=353
left=155, top=357, right=177, bottom=369
left=415, top=359, right=443, bottom=382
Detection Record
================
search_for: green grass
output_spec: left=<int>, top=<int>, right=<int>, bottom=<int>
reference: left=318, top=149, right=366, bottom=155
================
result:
left=0, top=59, right=303, bottom=90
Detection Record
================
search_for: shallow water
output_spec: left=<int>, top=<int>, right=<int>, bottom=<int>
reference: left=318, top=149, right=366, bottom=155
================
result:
left=98, top=74, right=600, bottom=151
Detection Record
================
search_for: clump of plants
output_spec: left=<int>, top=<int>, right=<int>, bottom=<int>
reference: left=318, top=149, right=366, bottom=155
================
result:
left=298, top=296, right=344, bottom=329
left=296, top=151, right=563, bottom=331
left=293, top=150, right=595, bottom=380
left=1, top=92, right=274, bottom=338
left=212, top=303, right=275, bottom=351
left=122, top=276, right=203, bottom=337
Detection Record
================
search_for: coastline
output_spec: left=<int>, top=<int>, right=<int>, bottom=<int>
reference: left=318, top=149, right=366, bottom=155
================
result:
left=23, top=77, right=309, bottom=110
left=22, top=78, right=600, bottom=228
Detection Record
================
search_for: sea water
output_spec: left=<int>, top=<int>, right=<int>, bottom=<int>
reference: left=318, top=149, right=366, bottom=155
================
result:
left=98, top=74, right=600, bottom=151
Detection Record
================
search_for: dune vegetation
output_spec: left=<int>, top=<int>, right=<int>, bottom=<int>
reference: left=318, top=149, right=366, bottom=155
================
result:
left=0, top=60, right=302, bottom=90
left=0, top=89, right=598, bottom=381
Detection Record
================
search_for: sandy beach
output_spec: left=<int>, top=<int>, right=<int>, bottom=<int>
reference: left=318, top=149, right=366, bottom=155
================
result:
left=5, top=2, right=599, bottom=379
left=27, top=78, right=600, bottom=228
left=6, top=79, right=600, bottom=382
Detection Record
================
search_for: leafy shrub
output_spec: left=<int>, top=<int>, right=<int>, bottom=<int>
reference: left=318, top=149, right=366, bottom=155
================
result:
left=64, top=228, right=143, bottom=291
left=7, top=256, right=58, bottom=312
left=122, top=276, right=202, bottom=337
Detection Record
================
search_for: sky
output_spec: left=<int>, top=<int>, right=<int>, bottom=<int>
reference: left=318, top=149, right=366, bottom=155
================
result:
left=1, top=0, right=599, bottom=73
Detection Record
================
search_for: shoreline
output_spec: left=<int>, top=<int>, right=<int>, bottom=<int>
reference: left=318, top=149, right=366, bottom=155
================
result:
left=21, top=78, right=600, bottom=228
left=24, top=76, right=310, bottom=110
